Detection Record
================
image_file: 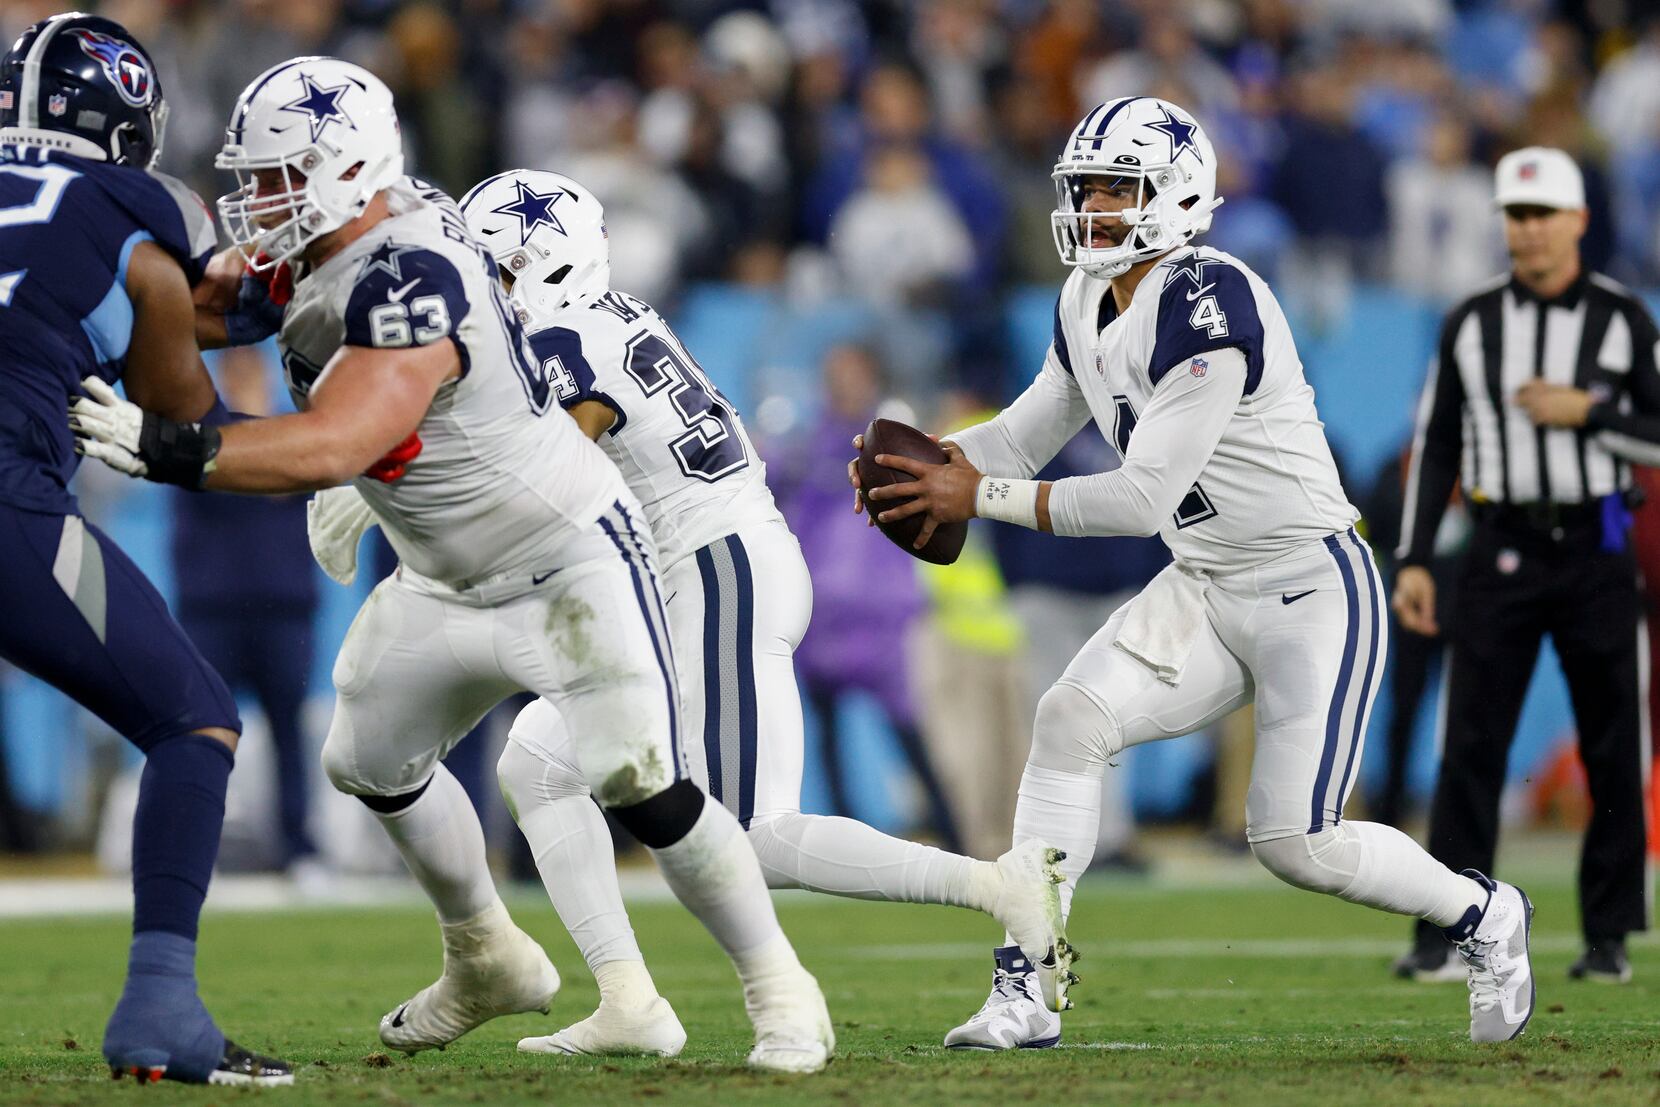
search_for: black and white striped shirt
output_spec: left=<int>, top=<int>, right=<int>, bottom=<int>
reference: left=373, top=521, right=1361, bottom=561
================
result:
left=1398, top=271, right=1660, bottom=566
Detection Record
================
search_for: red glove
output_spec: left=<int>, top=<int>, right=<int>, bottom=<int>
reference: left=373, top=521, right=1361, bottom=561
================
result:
left=365, top=431, right=423, bottom=483
left=247, top=252, right=294, bottom=307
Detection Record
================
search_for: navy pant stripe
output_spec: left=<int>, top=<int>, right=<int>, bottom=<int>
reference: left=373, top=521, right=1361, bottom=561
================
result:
left=725, top=535, right=759, bottom=829
left=1333, top=529, right=1383, bottom=815
left=1311, top=533, right=1361, bottom=833
left=614, top=501, right=683, bottom=771
left=596, top=506, right=681, bottom=773
left=695, top=543, right=724, bottom=806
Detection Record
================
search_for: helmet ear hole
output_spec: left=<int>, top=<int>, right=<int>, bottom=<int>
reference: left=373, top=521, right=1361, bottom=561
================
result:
left=544, top=264, right=572, bottom=285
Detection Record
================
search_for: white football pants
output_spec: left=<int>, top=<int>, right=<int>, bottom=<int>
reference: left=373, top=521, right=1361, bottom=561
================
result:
left=1017, top=528, right=1484, bottom=927
left=322, top=498, right=683, bottom=805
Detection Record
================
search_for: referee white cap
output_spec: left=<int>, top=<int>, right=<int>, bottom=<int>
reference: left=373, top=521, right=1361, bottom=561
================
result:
left=1494, top=146, right=1585, bottom=210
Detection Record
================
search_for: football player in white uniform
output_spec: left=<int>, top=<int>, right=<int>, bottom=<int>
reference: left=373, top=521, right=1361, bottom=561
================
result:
left=852, top=97, right=1536, bottom=1049
left=70, top=57, right=832, bottom=1074
left=309, top=167, right=1061, bottom=1054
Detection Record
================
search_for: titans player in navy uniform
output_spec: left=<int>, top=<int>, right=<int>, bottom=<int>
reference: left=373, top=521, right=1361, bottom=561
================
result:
left=0, top=14, right=289, bottom=1086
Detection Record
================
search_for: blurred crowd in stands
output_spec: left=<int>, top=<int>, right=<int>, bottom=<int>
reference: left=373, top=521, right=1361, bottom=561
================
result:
left=1, top=0, right=1657, bottom=390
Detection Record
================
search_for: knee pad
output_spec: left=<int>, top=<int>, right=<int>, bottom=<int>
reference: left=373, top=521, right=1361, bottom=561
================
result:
left=497, top=736, right=588, bottom=821
left=610, top=778, right=706, bottom=849
left=1030, top=681, right=1121, bottom=773
left=1249, top=826, right=1358, bottom=896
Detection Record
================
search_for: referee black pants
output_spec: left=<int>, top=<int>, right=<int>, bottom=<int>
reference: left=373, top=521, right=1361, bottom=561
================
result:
left=1413, top=511, right=1648, bottom=950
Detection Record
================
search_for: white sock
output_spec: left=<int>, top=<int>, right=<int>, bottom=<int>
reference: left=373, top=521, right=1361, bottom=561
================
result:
left=373, top=764, right=498, bottom=924
left=593, top=959, right=662, bottom=1007
left=516, top=793, right=645, bottom=973
left=1336, top=821, right=1487, bottom=927
left=648, top=795, right=791, bottom=972
left=746, top=812, right=991, bottom=910
left=1011, top=763, right=1101, bottom=921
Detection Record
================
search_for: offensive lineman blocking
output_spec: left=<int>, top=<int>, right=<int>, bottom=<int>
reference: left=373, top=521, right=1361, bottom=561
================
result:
left=853, top=97, right=1537, bottom=1049
left=71, top=57, right=833, bottom=1073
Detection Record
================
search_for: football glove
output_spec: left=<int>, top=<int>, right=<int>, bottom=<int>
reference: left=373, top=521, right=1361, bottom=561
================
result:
left=307, top=484, right=379, bottom=586
left=222, top=253, right=294, bottom=347
left=365, top=431, right=423, bottom=482
left=69, top=377, right=221, bottom=488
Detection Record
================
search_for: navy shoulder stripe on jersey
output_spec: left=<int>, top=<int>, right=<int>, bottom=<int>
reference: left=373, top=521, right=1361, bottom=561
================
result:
left=342, top=243, right=471, bottom=369
left=1150, top=254, right=1264, bottom=393
left=1051, top=291, right=1073, bottom=377
left=526, top=324, right=628, bottom=433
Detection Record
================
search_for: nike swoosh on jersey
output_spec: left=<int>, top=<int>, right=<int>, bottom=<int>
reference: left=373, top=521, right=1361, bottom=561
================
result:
left=387, top=278, right=421, bottom=303
left=531, top=569, right=557, bottom=586
left=1185, top=283, right=1216, bottom=301
left=1281, top=589, right=1316, bottom=605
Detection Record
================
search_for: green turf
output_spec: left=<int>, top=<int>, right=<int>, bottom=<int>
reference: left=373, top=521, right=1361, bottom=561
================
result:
left=2, top=875, right=1657, bottom=1105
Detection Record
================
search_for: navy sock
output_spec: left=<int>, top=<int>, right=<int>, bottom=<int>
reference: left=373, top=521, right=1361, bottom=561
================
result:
left=104, top=931, right=223, bottom=1078
left=131, top=734, right=233, bottom=940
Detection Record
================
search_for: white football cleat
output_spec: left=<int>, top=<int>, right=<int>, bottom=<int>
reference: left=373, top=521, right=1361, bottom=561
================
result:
left=944, top=946, right=1062, bottom=1050
left=744, top=965, right=834, bottom=1074
left=379, top=901, right=561, bottom=1054
left=518, top=994, right=687, bottom=1057
left=988, top=841, right=1074, bottom=1011
left=1452, top=870, right=1535, bottom=1043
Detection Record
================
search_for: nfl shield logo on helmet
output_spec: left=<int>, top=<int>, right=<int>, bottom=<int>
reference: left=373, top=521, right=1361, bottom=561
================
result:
left=47, top=94, right=67, bottom=117
left=1190, top=356, right=1209, bottom=378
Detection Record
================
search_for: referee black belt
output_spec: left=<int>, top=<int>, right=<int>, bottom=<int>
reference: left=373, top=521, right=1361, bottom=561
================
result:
left=1469, top=500, right=1603, bottom=543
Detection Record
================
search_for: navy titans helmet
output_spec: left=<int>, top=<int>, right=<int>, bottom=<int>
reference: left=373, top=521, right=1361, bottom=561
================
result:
left=0, top=12, right=168, bottom=168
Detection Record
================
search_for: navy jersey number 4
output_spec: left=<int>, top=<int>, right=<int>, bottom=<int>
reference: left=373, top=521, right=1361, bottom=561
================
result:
left=1112, top=395, right=1218, bottom=528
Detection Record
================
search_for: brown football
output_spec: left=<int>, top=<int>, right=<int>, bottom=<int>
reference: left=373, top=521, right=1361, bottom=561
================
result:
left=857, top=418, right=968, bottom=566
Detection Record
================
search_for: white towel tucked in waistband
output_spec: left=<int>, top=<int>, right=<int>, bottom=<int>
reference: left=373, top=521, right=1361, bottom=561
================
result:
left=1112, top=562, right=1209, bottom=686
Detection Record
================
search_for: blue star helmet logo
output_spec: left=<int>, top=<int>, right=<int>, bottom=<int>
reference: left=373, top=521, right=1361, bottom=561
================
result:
left=279, top=72, right=355, bottom=142
left=1145, top=105, right=1202, bottom=164
left=491, top=180, right=567, bottom=246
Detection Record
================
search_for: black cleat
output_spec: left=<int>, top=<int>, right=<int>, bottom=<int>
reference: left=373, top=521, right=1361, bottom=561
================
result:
left=1391, top=942, right=1463, bottom=982
left=209, top=1040, right=294, bottom=1086
left=1568, top=939, right=1632, bottom=984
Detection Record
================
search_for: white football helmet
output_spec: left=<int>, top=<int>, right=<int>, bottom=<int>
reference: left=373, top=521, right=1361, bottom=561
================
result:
left=458, top=169, right=610, bottom=322
left=216, top=56, right=405, bottom=270
left=1051, top=96, right=1222, bottom=279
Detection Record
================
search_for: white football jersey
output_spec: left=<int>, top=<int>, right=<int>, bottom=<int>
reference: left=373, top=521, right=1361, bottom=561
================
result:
left=522, top=290, right=782, bottom=569
left=1049, top=245, right=1357, bottom=572
left=277, top=178, right=625, bottom=583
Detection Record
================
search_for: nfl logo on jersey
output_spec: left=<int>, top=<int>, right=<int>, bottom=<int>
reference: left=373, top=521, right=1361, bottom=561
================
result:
left=1190, top=356, right=1209, bottom=378
left=47, top=94, right=67, bottom=116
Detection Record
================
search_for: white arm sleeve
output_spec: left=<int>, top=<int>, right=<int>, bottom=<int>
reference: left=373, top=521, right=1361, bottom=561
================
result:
left=1048, top=346, right=1246, bottom=538
left=946, top=348, right=1092, bottom=478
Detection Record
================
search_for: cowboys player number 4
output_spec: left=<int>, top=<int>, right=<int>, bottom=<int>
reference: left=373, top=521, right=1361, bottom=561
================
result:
left=853, top=96, right=1538, bottom=1050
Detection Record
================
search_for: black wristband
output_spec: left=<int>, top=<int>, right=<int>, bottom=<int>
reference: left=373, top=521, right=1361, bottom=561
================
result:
left=137, top=414, right=222, bottom=489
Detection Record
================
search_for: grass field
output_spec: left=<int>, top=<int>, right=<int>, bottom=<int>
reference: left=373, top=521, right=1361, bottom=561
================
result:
left=3, top=870, right=1657, bottom=1106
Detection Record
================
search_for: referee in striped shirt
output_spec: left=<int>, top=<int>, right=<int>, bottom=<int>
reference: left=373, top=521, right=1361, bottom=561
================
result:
left=1392, top=147, right=1658, bottom=984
